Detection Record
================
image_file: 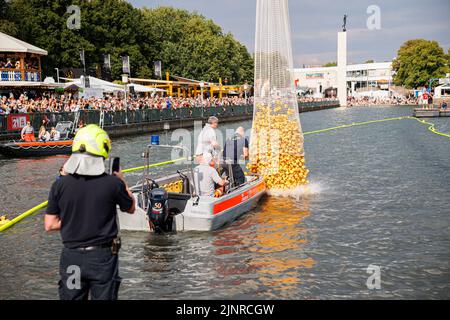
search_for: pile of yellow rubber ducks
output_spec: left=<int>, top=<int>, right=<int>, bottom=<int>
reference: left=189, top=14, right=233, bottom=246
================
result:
left=161, top=180, right=184, bottom=193
left=248, top=102, right=309, bottom=189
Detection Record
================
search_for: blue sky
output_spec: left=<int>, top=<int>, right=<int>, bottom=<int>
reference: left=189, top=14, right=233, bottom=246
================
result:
left=130, top=0, right=450, bottom=66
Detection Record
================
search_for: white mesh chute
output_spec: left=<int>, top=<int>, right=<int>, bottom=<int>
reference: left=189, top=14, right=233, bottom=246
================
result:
left=249, top=0, right=309, bottom=189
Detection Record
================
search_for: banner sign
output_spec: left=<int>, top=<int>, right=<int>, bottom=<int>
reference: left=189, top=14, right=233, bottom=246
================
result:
left=7, top=114, right=30, bottom=131
left=154, top=61, right=162, bottom=78
left=80, top=50, right=85, bottom=68
left=122, top=56, right=130, bottom=74
left=306, top=73, right=324, bottom=79
left=103, top=54, right=111, bottom=70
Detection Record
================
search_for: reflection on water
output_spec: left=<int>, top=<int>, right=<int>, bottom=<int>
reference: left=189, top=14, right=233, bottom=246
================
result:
left=0, top=156, right=70, bottom=216
left=247, top=197, right=314, bottom=297
left=110, top=195, right=315, bottom=300
left=1, top=106, right=450, bottom=299
left=208, top=196, right=313, bottom=299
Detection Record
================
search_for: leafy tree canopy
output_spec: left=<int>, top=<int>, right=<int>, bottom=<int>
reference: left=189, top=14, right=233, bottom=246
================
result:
left=323, top=61, right=337, bottom=67
left=447, top=48, right=450, bottom=71
left=0, top=1, right=254, bottom=84
left=392, top=39, right=448, bottom=89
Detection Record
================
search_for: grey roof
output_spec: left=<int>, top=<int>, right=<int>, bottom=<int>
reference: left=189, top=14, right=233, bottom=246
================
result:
left=0, top=32, right=48, bottom=55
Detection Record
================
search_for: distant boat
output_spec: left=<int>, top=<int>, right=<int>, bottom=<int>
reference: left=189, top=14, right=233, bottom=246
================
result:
left=0, top=139, right=72, bottom=157
left=0, top=121, right=74, bottom=158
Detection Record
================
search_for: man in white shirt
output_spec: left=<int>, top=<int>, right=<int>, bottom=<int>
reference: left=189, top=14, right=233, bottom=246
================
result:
left=194, top=153, right=228, bottom=197
left=195, top=116, right=220, bottom=162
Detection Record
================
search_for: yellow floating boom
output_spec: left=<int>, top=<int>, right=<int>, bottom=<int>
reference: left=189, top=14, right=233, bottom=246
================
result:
left=0, top=157, right=187, bottom=232
left=1, top=117, right=448, bottom=233
left=0, top=201, right=48, bottom=232
left=304, top=116, right=450, bottom=138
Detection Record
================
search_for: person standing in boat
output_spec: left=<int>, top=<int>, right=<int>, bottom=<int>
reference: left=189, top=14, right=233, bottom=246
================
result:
left=195, top=116, right=220, bottom=163
left=222, top=127, right=249, bottom=187
left=21, top=121, right=36, bottom=142
left=44, top=125, right=135, bottom=300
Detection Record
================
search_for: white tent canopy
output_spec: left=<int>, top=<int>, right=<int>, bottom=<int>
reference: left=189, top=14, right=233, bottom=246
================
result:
left=59, top=77, right=168, bottom=96
left=61, top=76, right=124, bottom=93
left=0, top=31, right=48, bottom=55
left=128, top=83, right=166, bottom=93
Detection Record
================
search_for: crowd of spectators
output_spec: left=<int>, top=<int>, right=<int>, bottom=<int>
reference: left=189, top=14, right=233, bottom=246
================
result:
left=347, top=95, right=418, bottom=107
left=0, top=55, right=39, bottom=70
left=0, top=92, right=422, bottom=115
left=0, top=94, right=254, bottom=114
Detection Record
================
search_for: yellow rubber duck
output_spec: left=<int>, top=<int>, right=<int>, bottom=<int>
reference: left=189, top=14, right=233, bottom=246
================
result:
left=0, top=215, right=11, bottom=227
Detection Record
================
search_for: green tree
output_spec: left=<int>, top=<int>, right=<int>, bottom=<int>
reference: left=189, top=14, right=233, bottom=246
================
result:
left=323, top=61, right=337, bottom=67
left=446, top=48, right=450, bottom=72
left=365, top=59, right=375, bottom=63
left=392, top=39, right=448, bottom=89
left=2, top=1, right=254, bottom=83
left=0, top=0, right=18, bottom=36
left=141, top=7, right=253, bottom=83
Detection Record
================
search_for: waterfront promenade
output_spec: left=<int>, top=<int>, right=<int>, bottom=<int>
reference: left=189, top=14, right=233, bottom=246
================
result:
left=0, top=100, right=339, bottom=141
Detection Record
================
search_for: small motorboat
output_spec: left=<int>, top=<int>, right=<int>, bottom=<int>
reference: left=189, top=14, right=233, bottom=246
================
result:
left=0, top=122, right=73, bottom=157
left=0, top=140, right=73, bottom=157
left=118, top=145, right=266, bottom=232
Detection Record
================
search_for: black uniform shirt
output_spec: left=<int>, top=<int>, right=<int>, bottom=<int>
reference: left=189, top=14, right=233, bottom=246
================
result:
left=223, top=135, right=249, bottom=163
left=47, top=174, right=133, bottom=249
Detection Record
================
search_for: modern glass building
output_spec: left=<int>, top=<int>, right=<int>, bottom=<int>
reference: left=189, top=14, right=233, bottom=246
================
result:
left=293, top=62, right=393, bottom=97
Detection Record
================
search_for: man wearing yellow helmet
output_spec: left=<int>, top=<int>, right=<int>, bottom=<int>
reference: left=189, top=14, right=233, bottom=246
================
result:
left=44, top=124, right=135, bottom=300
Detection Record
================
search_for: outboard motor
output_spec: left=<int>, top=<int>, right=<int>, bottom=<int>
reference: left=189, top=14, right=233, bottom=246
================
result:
left=147, top=188, right=172, bottom=233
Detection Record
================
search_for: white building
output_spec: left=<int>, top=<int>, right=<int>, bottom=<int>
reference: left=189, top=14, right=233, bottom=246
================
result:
left=293, top=62, right=393, bottom=97
left=434, top=82, right=450, bottom=104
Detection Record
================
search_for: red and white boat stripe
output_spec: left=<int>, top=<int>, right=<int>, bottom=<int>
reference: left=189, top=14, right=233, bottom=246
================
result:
left=213, top=181, right=265, bottom=215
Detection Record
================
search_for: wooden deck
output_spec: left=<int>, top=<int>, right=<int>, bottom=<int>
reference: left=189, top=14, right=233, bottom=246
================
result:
left=413, top=108, right=450, bottom=118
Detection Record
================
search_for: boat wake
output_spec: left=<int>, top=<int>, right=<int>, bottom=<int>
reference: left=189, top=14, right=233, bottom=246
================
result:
left=267, top=182, right=322, bottom=200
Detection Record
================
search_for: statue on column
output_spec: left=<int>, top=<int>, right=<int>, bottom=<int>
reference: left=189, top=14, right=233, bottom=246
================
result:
left=342, top=14, right=347, bottom=32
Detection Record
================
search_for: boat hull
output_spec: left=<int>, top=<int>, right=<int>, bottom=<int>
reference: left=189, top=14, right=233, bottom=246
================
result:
left=118, top=176, right=266, bottom=232
left=0, top=140, right=73, bottom=157
left=176, top=179, right=265, bottom=231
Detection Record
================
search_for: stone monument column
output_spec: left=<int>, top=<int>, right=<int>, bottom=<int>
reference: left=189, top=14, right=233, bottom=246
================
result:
left=337, top=31, right=347, bottom=107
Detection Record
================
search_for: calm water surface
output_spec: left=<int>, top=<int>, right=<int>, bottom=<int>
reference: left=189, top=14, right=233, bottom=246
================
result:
left=0, top=106, right=449, bottom=299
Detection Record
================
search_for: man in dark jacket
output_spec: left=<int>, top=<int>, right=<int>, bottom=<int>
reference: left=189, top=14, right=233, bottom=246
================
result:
left=222, top=127, right=249, bottom=187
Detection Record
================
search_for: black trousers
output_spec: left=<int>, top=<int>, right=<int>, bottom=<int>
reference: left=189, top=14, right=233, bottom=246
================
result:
left=58, top=247, right=121, bottom=300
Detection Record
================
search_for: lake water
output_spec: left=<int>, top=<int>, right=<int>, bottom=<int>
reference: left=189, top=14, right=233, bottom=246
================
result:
left=1, top=105, right=449, bottom=299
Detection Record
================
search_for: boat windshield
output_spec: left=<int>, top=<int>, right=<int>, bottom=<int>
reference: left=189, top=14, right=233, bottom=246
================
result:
left=55, top=122, right=73, bottom=138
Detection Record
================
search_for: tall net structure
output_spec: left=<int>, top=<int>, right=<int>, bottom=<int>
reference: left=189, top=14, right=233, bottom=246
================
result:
left=248, top=0, right=309, bottom=190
